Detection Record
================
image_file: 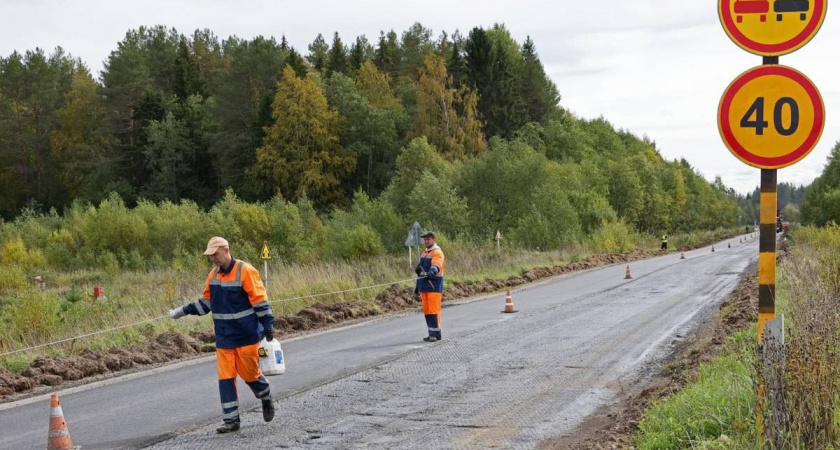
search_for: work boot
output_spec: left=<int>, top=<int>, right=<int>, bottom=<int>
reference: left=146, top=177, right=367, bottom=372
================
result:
left=262, top=398, right=275, bottom=422
left=422, top=336, right=439, bottom=342
left=216, top=422, right=240, bottom=434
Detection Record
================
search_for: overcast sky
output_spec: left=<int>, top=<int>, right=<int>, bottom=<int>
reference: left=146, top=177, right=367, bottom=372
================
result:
left=1, top=0, right=837, bottom=194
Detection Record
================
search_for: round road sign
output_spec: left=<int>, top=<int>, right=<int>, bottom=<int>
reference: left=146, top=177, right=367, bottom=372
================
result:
left=718, top=0, right=827, bottom=56
left=718, top=65, right=824, bottom=169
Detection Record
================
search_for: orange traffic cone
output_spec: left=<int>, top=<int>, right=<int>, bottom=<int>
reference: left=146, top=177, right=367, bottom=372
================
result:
left=728, top=242, right=731, bottom=248
left=47, top=394, right=75, bottom=450
left=624, top=265, right=632, bottom=279
left=680, top=251, right=685, bottom=259
left=501, top=289, right=518, bottom=313
left=712, top=245, right=715, bottom=252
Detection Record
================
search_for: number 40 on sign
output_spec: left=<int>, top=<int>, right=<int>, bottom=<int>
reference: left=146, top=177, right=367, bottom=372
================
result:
left=718, top=64, right=824, bottom=169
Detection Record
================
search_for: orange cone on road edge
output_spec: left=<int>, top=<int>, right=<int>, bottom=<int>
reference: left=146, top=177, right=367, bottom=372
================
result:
left=680, top=251, right=685, bottom=259
left=624, top=265, right=632, bottom=279
left=502, top=289, right=518, bottom=313
left=728, top=242, right=731, bottom=248
left=47, top=393, right=75, bottom=450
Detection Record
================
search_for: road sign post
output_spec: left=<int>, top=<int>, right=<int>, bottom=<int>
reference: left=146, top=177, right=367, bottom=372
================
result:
left=718, top=0, right=826, bottom=440
left=405, top=222, right=424, bottom=266
left=261, top=241, right=271, bottom=280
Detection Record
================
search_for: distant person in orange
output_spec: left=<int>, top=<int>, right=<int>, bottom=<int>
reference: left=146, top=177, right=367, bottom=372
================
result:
left=414, top=231, right=445, bottom=342
left=169, top=237, right=276, bottom=433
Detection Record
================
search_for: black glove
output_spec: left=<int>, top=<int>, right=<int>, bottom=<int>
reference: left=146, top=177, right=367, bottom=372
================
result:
left=264, top=329, right=274, bottom=341
left=415, top=263, right=423, bottom=276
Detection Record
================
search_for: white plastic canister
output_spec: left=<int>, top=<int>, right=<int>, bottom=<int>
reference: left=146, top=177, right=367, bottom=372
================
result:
left=258, top=338, right=286, bottom=375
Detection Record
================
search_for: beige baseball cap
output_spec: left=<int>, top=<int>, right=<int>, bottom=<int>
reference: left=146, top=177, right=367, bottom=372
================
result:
left=203, top=236, right=229, bottom=255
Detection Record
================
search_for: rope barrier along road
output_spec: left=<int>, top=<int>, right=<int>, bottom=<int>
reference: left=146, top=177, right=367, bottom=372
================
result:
left=0, top=277, right=422, bottom=358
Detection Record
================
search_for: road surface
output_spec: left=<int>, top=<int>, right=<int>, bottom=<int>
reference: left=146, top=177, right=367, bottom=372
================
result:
left=0, top=235, right=757, bottom=449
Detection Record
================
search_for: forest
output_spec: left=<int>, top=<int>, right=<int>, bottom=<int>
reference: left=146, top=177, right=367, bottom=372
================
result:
left=0, top=23, right=745, bottom=269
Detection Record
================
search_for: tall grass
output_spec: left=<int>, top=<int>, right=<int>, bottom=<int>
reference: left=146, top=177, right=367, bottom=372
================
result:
left=635, top=332, right=756, bottom=450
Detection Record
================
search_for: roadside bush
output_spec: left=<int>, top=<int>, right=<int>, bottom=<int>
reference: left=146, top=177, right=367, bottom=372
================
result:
left=324, top=210, right=385, bottom=259
left=265, top=195, right=306, bottom=261
left=1, top=237, right=47, bottom=270
left=135, top=199, right=206, bottom=261
left=207, top=189, right=270, bottom=253
left=295, top=196, right=327, bottom=262
left=79, top=193, right=151, bottom=264
left=587, top=221, right=637, bottom=254
left=44, top=229, right=78, bottom=269
left=347, top=191, right=405, bottom=253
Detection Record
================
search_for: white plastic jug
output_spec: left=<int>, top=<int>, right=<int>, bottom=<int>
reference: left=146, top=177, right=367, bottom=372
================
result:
left=258, top=338, right=286, bottom=375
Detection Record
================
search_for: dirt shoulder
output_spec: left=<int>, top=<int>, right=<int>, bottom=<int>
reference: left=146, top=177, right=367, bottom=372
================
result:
left=539, top=265, right=758, bottom=449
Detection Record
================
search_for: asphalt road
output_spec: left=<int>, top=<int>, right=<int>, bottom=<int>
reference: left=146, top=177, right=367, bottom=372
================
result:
left=0, top=235, right=757, bottom=449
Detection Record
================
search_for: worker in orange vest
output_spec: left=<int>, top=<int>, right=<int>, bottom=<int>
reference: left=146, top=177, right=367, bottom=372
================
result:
left=414, top=231, right=445, bottom=342
left=169, top=237, right=276, bottom=433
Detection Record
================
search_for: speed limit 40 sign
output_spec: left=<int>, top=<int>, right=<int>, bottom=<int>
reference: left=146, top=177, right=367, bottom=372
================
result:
left=718, top=65, right=824, bottom=169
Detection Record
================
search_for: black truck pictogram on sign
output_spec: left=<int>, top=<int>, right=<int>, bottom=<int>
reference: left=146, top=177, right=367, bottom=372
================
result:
left=773, top=0, right=809, bottom=21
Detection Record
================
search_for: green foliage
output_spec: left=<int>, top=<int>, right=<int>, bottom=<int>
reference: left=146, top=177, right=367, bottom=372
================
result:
left=1, top=237, right=47, bottom=270
left=406, top=172, right=470, bottom=238
left=324, top=209, right=384, bottom=259
left=634, top=333, right=756, bottom=450
left=382, top=137, right=451, bottom=215
left=0, top=290, right=62, bottom=348
left=586, top=221, right=637, bottom=254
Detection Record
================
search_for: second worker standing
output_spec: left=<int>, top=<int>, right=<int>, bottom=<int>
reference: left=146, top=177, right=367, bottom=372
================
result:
left=415, top=231, right=446, bottom=342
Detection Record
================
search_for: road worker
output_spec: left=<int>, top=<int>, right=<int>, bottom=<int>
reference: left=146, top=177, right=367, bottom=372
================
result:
left=169, top=236, right=276, bottom=433
left=661, top=233, right=668, bottom=251
left=414, top=231, right=445, bottom=342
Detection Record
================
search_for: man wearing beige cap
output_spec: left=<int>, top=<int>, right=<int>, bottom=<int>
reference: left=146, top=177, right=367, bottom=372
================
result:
left=169, top=237, right=276, bottom=433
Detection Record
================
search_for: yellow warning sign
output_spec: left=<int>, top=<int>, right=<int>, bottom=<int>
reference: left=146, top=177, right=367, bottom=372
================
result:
left=261, top=241, right=271, bottom=260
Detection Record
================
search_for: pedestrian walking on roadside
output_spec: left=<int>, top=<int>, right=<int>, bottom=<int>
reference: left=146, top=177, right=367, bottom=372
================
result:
left=169, top=237, right=276, bottom=433
left=414, top=231, right=446, bottom=342
left=661, top=233, right=668, bottom=250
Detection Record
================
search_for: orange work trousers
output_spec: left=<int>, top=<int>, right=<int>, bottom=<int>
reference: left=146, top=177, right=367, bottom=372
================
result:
left=421, top=291, right=442, bottom=339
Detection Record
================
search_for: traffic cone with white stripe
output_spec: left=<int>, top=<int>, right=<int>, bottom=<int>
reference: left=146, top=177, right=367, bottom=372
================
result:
left=47, top=394, right=76, bottom=450
left=501, top=289, right=518, bottom=313
left=680, top=251, right=685, bottom=259
left=624, top=265, right=632, bottom=279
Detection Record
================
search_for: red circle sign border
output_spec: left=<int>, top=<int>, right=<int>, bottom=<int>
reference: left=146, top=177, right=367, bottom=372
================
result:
left=718, top=65, right=825, bottom=169
left=719, top=0, right=827, bottom=56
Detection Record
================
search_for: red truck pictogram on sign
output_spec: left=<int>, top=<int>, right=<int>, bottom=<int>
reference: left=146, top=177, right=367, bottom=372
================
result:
left=734, top=0, right=770, bottom=23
